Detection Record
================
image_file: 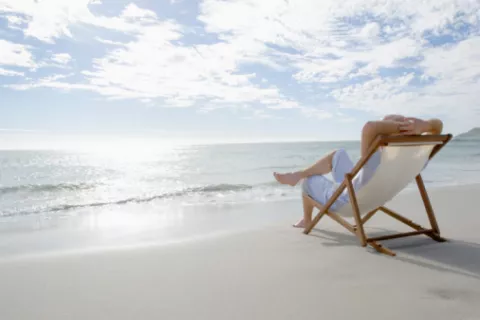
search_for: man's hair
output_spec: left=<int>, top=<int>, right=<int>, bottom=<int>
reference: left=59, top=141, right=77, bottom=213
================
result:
left=383, top=114, right=406, bottom=122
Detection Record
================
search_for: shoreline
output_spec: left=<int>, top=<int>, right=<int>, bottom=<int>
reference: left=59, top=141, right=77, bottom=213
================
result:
left=1, top=183, right=479, bottom=260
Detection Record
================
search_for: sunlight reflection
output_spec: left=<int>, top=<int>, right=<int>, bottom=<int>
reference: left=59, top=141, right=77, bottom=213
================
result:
left=82, top=140, right=179, bottom=160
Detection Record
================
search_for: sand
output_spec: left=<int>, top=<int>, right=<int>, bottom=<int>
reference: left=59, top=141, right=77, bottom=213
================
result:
left=1, top=184, right=480, bottom=320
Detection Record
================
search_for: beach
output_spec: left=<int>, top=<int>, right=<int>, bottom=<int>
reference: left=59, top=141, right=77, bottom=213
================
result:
left=1, top=183, right=480, bottom=320
left=2, top=0, right=480, bottom=318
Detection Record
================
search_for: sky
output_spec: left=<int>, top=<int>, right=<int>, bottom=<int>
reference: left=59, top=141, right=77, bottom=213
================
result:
left=0, top=0, right=479, bottom=147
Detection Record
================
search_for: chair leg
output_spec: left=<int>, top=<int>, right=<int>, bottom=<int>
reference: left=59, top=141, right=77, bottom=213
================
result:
left=369, top=242, right=396, bottom=256
left=304, top=195, right=398, bottom=256
left=416, top=174, right=442, bottom=236
left=361, top=209, right=378, bottom=225
left=379, top=206, right=446, bottom=242
left=327, top=212, right=356, bottom=234
left=304, top=179, right=348, bottom=234
left=345, top=174, right=367, bottom=247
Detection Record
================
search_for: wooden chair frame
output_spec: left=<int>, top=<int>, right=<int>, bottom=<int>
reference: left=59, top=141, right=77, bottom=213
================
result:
left=303, top=134, right=453, bottom=256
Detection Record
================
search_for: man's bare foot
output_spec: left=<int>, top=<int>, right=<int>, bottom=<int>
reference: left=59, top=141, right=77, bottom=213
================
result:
left=273, top=172, right=302, bottom=186
left=293, top=219, right=309, bottom=228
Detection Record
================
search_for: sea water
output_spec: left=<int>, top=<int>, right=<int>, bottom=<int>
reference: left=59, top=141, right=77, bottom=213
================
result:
left=1, top=139, right=479, bottom=219
left=0, top=138, right=479, bottom=256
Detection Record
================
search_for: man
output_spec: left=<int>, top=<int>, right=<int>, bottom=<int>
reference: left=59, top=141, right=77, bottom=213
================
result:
left=273, top=115, right=444, bottom=228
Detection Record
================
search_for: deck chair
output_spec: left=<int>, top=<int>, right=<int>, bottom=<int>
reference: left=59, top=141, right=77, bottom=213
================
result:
left=303, top=134, right=453, bottom=256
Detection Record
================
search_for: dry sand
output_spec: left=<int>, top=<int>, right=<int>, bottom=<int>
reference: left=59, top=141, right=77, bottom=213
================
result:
left=1, top=184, right=479, bottom=320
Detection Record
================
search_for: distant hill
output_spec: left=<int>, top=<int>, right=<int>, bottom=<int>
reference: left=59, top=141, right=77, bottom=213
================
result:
left=455, top=127, right=480, bottom=140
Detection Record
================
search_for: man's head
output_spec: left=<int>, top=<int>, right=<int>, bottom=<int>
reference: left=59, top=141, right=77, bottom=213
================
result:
left=383, top=114, right=406, bottom=122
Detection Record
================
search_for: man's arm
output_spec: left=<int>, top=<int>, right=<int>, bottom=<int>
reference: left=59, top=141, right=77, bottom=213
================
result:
left=360, top=120, right=404, bottom=157
left=406, top=117, right=443, bottom=135
left=360, top=118, right=444, bottom=157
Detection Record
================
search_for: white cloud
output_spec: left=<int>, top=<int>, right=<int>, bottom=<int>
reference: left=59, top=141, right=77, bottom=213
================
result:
left=0, top=0, right=161, bottom=43
left=94, top=37, right=127, bottom=46
left=121, top=3, right=157, bottom=20
left=331, top=73, right=417, bottom=113
left=42, top=74, right=74, bottom=82
left=360, top=22, right=381, bottom=39
left=0, top=0, right=86, bottom=42
left=1, top=0, right=480, bottom=130
left=6, top=79, right=93, bottom=91
left=329, top=35, right=480, bottom=121
left=326, top=40, right=480, bottom=132
left=421, top=36, right=480, bottom=81
left=0, top=39, right=35, bottom=68
left=3, top=14, right=27, bottom=30
left=9, top=16, right=296, bottom=109
left=0, top=67, right=24, bottom=76
left=196, top=0, right=480, bottom=129
left=418, top=36, right=480, bottom=121
left=51, top=53, right=72, bottom=65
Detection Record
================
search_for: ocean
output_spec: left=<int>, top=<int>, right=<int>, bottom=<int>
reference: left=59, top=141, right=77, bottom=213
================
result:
left=1, top=138, right=479, bottom=220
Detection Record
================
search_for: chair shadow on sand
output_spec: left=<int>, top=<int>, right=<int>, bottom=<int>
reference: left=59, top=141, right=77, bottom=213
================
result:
left=309, top=227, right=480, bottom=280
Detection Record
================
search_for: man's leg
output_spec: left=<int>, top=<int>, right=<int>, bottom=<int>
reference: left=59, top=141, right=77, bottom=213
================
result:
left=294, top=195, right=314, bottom=228
left=282, top=148, right=354, bottom=228
left=274, top=150, right=337, bottom=186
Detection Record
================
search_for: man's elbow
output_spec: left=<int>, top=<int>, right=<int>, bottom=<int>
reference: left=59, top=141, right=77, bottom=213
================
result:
left=429, top=118, right=443, bottom=134
left=362, top=121, right=378, bottom=138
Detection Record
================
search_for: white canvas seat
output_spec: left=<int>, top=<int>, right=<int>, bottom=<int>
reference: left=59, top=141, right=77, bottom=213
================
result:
left=334, top=143, right=438, bottom=218
left=303, top=134, right=452, bottom=256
